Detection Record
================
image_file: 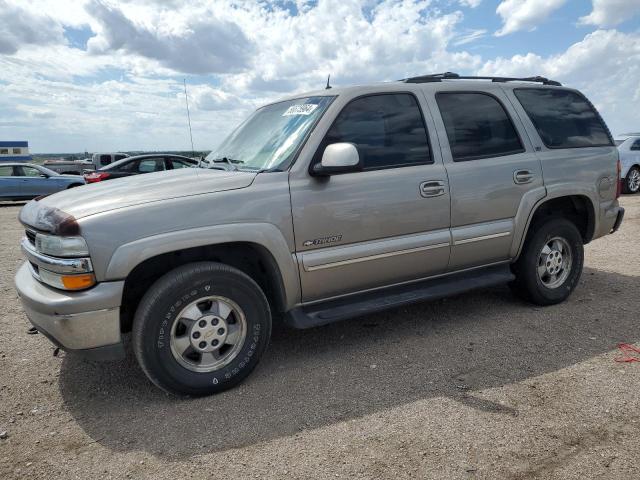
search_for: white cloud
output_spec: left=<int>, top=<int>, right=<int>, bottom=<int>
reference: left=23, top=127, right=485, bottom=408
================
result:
left=86, top=0, right=252, bottom=74
left=453, top=29, right=487, bottom=46
left=495, top=0, right=567, bottom=36
left=479, top=29, right=640, bottom=136
left=1, top=0, right=639, bottom=153
left=579, top=0, right=640, bottom=27
left=0, top=0, right=64, bottom=54
left=459, top=0, right=482, bottom=7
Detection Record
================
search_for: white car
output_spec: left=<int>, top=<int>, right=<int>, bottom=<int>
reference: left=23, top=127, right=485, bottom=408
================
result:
left=616, top=134, right=640, bottom=194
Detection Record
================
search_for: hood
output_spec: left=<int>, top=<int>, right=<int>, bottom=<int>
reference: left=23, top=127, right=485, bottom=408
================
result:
left=20, top=168, right=257, bottom=230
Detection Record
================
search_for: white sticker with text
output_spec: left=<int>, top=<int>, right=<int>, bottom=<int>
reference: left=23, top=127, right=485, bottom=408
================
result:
left=282, top=104, right=319, bottom=116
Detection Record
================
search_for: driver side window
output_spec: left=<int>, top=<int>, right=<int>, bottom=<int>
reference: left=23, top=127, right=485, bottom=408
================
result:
left=315, top=93, right=432, bottom=170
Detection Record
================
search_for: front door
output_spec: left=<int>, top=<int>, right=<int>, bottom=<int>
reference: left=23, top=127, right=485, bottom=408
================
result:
left=17, top=165, right=60, bottom=197
left=290, top=92, right=451, bottom=302
left=427, top=88, right=545, bottom=270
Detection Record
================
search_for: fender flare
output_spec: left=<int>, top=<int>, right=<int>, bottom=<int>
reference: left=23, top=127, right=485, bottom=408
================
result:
left=104, top=223, right=301, bottom=310
left=510, top=184, right=598, bottom=259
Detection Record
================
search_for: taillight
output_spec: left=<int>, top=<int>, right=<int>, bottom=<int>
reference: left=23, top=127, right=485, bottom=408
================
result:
left=616, top=159, right=622, bottom=199
left=84, top=172, right=110, bottom=183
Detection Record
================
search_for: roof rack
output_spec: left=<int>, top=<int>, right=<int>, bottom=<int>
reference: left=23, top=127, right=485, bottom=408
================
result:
left=401, top=72, right=562, bottom=86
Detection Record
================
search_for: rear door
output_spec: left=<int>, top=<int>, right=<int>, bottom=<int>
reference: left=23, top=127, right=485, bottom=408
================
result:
left=426, top=87, right=544, bottom=270
left=289, top=92, right=451, bottom=302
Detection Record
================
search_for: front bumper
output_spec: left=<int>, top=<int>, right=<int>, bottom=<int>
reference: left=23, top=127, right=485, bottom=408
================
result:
left=14, top=262, right=126, bottom=360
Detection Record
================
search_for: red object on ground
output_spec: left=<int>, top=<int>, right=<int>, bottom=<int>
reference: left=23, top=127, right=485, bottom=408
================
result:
left=615, top=343, right=640, bottom=363
left=84, top=171, right=110, bottom=183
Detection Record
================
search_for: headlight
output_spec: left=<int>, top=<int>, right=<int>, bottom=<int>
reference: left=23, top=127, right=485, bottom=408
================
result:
left=35, top=234, right=89, bottom=258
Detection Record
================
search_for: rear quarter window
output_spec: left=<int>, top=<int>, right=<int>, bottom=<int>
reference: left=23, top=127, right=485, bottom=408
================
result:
left=514, top=88, right=613, bottom=149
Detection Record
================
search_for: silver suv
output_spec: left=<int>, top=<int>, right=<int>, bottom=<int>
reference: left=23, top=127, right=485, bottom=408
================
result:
left=15, top=73, right=625, bottom=396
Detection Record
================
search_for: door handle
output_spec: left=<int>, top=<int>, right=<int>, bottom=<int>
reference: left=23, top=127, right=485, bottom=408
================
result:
left=420, top=180, right=445, bottom=198
left=513, top=170, right=534, bottom=185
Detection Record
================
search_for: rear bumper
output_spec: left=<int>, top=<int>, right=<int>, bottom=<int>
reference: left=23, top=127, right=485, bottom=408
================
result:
left=610, top=207, right=625, bottom=234
left=14, top=262, right=125, bottom=360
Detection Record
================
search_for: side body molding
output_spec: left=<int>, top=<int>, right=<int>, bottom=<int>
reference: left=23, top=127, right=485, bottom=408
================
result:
left=104, top=223, right=301, bottom=310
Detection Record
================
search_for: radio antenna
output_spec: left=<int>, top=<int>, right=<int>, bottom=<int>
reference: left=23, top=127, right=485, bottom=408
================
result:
left=325, top=74, right=332, bottom=90
left=183, top=79, right=195, bottom=157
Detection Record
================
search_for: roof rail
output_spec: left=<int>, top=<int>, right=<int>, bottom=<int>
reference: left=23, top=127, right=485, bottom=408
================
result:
left=401, top=72, right=562, bottom=86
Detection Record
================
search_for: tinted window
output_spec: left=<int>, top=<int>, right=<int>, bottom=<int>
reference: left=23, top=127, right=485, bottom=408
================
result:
left=13, top=148, right=21, bottom=154
left=319, top=93, right=431, bottom=170
left=436, top=92, right=524, bottom=161
left=170, top=159, right=194, bottom=169
left=0, top=149, right=8, bottom=154
left=20, top=167, right=43, bottom=177
left=117, top=160, right=138, bottom=172
left=138, top=158, right=164, bottom=173
left=114, top=154, right=127, bottom=160
left=0, top=166, right=14, bottom=176
left=631, top=139, right=640, bottom=151
left=99, top=155, right=111, bottom=166
left=514, top=89, right=612, bottom=149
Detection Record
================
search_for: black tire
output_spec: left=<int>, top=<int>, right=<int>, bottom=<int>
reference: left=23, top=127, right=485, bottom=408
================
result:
left=132, top=262, right=272, bottom=396
left=510, top=218, right=584, bottom=306
left=623, top=166, right=640, bottom=194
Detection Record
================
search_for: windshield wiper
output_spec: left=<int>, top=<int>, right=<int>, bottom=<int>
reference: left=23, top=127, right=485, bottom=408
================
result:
left=210, top=157, right=244, bottom=171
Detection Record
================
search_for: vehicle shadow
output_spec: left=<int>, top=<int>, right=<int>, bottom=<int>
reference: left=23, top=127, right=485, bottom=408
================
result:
left=59, top=267, right=639, bottom=459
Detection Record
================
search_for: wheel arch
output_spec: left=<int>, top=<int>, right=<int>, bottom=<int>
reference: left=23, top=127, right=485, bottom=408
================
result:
left=513, top=193, right=596, bottom=260
left=106, top=224, right=300, bottom=333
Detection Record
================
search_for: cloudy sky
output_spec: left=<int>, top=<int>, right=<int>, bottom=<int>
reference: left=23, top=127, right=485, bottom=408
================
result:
left=1, top=0, right=639, bottom=153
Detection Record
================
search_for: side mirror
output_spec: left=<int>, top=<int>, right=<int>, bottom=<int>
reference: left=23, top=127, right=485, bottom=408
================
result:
left=312, top=143, right=362, bottom=176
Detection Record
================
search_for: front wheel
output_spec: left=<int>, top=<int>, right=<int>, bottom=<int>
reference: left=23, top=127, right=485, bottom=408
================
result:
left=510, top=218, right=584, bottom=306
left=623, top=166, right=640, bottom=194
left=132, top=262, right=272, bottom=396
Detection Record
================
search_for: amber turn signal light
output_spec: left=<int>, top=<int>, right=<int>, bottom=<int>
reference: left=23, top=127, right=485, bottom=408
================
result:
left=61, top=273, right=96, bottom=290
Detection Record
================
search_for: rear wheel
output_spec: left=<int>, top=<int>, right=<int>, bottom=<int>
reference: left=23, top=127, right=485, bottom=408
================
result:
left=510, top=218, right=584, bottom=305
left=132, top=262, right=272, bottom=396
left=623, top=166, right=640, bottom=194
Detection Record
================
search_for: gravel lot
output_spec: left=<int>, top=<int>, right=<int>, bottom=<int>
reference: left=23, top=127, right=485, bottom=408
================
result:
left=0, top=196, right=639, bottom=479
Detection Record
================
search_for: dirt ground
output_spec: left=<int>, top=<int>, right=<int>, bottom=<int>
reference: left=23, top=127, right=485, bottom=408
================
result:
left=0, top=196, right=639, bottom=479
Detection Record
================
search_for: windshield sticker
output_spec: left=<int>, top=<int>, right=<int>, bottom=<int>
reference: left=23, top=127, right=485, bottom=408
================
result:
left=282, top=104, right=319, bottom=116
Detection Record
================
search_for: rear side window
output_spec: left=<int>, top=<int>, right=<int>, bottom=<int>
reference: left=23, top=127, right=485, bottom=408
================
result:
left=138, top=158, right=164, bottom=173
left=631, top=139, right=640, bottom=151
left=99, top=154, right=111, bottom=166
left=0, top=166, right=14, bottom=176
left=436, top=92, right=524, bottom=161
left=319, top=93, right=431, bottom=170
left=514, top=89, right=612, bottom=149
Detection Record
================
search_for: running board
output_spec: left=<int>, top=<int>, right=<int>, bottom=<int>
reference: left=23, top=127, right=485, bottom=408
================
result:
left=284, top=264, right=514, bottom=329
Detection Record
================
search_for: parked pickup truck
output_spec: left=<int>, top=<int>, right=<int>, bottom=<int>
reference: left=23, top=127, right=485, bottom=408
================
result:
left=15, top=73, right=625, bottom=396
left=44, top=152, right=129, bottom=175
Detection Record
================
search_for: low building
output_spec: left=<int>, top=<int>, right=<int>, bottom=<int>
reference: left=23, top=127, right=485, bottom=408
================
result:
left=0, top=141, right=32, bottom=162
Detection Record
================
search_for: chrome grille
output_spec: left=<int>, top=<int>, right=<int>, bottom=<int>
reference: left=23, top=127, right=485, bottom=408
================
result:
left=25, top=229, right=36, bottom=246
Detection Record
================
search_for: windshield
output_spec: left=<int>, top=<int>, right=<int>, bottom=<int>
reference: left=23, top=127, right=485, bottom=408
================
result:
left=205, top=95, right=335, bottom=171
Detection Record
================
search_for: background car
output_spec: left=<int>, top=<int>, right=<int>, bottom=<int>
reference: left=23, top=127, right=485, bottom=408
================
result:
left=616, top=134, right=640, bottom=194
left=83, top=154, right=198, bottom=183
left=0, top=163, right=85, bottom=201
